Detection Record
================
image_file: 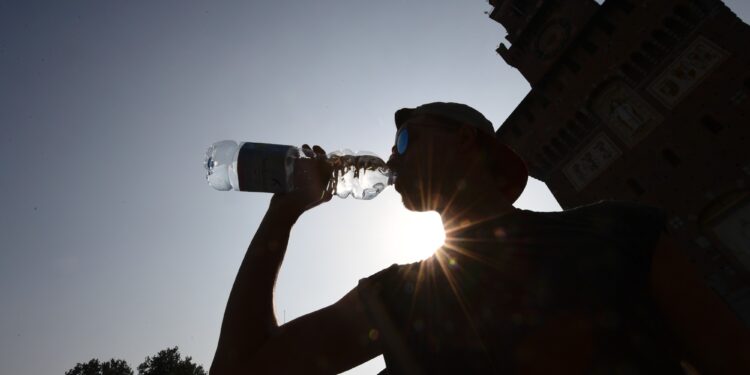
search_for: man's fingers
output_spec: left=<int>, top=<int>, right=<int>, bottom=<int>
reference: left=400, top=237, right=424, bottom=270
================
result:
left=312, top=145, right=326, bottom=158
left=301, top=144, right=316, bottom=158
left=301, top=144, right=327, bottom=159
left=321, top=186, right=334, bottom=202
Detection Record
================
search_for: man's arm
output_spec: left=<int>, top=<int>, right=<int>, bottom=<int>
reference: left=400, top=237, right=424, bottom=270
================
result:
left=241, top=287, right=382, bottom=374
left=650, top=233, right=750, bottom=374
left=210, top=203, right=297, bottom=372
left=210, top=145, right=382, bottom=374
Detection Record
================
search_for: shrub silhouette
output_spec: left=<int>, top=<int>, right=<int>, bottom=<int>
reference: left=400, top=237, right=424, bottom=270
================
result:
left=65, top=347, right=205, bottom=375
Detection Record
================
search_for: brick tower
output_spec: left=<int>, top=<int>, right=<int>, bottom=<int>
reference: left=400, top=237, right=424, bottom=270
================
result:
left=490, top=0, right=750, bottom=323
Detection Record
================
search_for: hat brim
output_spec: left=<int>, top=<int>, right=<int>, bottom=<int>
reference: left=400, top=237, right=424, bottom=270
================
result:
left=491, top=138, right=528, bottom=204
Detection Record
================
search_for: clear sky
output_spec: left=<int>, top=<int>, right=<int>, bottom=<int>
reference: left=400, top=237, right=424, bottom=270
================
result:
left=1, top=1, right=748, bottom=374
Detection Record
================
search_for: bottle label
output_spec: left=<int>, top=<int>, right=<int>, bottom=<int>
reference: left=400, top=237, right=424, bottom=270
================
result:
left=237, top=142, right=295, bottom=193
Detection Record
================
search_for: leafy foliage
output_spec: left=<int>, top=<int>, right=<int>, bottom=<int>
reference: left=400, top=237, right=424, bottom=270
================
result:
left=65, top=358, right=133, bottom=375
left=136, top=347, right=206, bottom=375
left=65, top=347, right=205, bottom=375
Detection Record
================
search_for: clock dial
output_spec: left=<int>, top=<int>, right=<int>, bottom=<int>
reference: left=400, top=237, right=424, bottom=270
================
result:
left=535, top=19, right=571, bottom=59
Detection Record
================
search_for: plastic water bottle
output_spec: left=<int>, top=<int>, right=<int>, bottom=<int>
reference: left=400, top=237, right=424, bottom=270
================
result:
left=204, top=141, right=395, bottom=200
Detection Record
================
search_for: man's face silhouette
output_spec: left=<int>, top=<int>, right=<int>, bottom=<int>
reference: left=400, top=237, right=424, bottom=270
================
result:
left=387, top=115, right=467, bottom=213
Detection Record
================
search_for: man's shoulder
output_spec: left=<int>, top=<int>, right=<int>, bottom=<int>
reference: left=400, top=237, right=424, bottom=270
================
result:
left=520, top=200, right=667, bottom=242
left=560, top=200, right=666, bottom=225
left=564, top=200, right=668, bottom=253
left=565, top=199, right=661, bottom=215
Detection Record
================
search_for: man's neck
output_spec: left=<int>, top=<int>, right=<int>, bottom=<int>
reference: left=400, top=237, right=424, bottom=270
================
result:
left=437, top=186, right=516, bottom=240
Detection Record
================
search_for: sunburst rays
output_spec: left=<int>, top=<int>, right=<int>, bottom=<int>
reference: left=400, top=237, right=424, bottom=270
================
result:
left=396, top=139, right=515, bottom=360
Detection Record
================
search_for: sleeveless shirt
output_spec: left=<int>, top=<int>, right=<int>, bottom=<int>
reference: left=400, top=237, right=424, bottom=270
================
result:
left=357, top=201, right=685, bottom=374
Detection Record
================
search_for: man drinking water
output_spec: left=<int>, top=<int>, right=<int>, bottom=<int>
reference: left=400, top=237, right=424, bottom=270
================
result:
left=210, top=102, right=750, bottom=374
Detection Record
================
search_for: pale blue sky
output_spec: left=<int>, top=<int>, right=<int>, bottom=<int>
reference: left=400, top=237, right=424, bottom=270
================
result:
left=1, top=1, right=748, bottom=374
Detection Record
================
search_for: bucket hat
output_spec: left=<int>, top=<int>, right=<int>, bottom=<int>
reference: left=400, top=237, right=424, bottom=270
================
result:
left=394, top=102, right=528, bottom=203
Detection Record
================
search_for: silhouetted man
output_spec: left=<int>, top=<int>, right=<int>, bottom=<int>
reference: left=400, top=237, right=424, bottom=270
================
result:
left=210, top=102, right=750, bottom=374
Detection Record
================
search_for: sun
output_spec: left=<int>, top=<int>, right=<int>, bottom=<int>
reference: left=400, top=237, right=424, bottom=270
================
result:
left=389, top=211, right=446, bottom=264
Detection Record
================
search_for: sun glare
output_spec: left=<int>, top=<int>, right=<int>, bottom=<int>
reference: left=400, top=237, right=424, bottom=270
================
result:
left=390, top=211, right=446, bottom=263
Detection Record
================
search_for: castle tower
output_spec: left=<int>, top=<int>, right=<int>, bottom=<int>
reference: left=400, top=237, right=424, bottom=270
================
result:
left=489, top=0, right=599, bottom=85
left=491, top=0, right=750, bottom=323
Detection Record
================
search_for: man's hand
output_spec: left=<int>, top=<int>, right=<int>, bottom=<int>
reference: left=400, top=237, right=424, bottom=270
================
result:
left=269, top=144, right=333, bottom=219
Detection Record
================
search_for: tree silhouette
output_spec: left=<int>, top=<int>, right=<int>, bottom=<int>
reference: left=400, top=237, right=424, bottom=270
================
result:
left=65, top=358, right=133, bottom=375
left=136, top=347, right=206, bottom=375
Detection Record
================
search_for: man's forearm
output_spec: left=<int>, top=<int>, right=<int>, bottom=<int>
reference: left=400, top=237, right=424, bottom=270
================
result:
left=211, top=204, right=300, bottom=371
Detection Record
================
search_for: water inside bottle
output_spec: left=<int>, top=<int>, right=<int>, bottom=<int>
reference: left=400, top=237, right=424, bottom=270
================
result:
left=327, top=154, right=391, bottom=200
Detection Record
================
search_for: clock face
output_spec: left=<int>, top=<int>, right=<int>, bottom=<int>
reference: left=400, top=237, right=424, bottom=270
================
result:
left=535, top=19, right=571, bottom=60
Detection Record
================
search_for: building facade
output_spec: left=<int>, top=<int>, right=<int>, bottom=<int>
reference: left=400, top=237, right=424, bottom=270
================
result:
left=489, top=0, right=750, bottom=323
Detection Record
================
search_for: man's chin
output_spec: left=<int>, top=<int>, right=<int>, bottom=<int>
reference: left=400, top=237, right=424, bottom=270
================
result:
left=396, top=182, right=431, bottom=212
left=400, top=192, right=430, bottom=212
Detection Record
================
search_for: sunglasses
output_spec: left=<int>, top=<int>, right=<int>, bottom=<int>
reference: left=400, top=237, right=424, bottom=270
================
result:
left=395, top=127, right=409, bottom=155
left=394, top=123, right=460, bottom=155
